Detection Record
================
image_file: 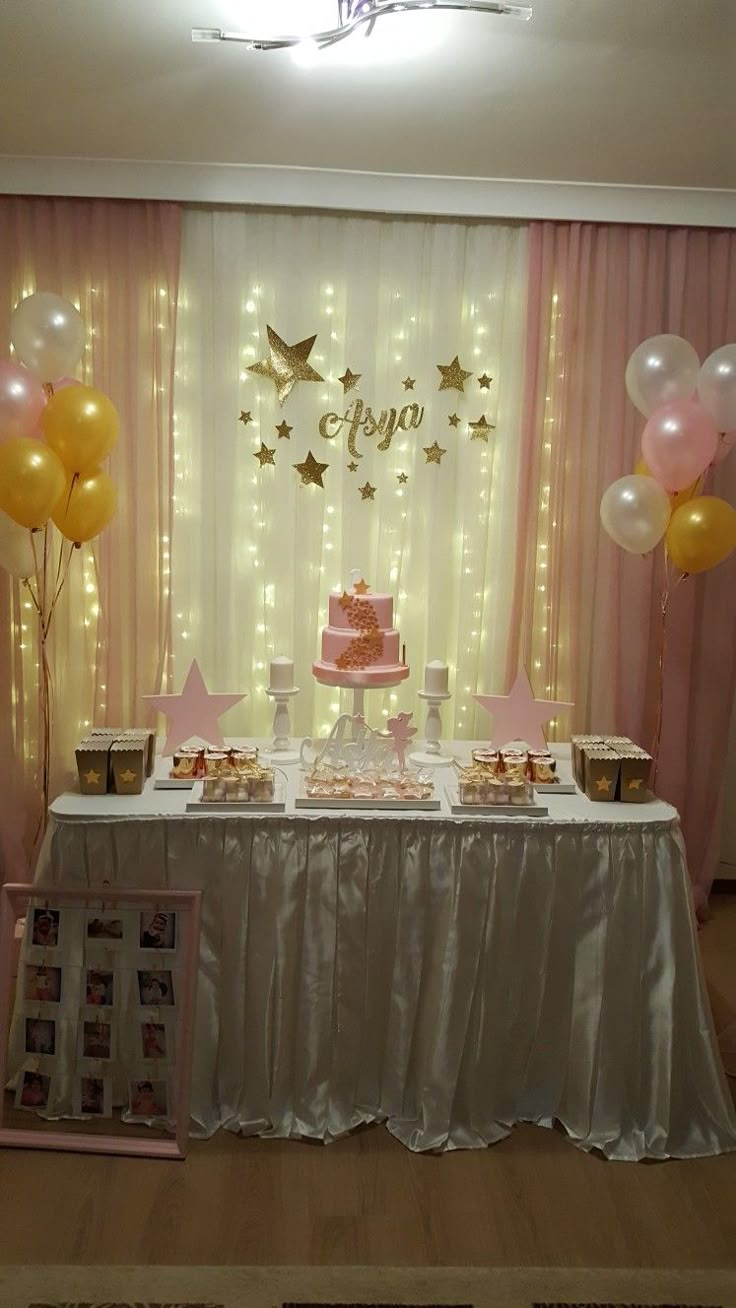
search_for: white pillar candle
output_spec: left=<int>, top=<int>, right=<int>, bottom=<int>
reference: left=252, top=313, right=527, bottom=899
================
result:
left=269, top=656, right=294, bottom=692
left=424, top=659, right=449, bottom=696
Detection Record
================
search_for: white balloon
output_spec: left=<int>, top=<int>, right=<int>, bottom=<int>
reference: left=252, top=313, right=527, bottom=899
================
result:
left=625, top=335, right=700, bottom=418
left=600, top=474, right=672, bottom=555
left=698, top=344, right=736, bottom=433
left=9, top=292, right=85, bottom=383
left=0, top=510, right=39, bottom=578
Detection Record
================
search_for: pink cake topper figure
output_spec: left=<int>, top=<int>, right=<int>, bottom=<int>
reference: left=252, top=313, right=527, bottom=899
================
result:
left=386, top=712, right=417, bottom=770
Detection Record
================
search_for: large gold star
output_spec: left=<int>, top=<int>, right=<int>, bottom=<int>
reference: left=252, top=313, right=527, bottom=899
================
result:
left=294, top=450, right=329, bottom=488
left=120, top=768, right=137, bottom=785
left=424, top=441, right=446, bottom=464
left=359, top=482, right=376, bottom=500
left=468, top=414, right=496, bottom=443
left=595, top=775, right=612, bottom=793
left=402, top=376, right=415, bottom=391
left=397, top=472, right=409, bottom=484
left=339, top=367, right=361, bottom=393
left=238, top=410, right=252, bottom=426
left=437, top=355, right=472, bottom=393
left=275, top=420, right=292, bottom=440
left=354, top=578, right=371, bottom=594
left=254, top=442, right=276, bottom=467
left=248, top=326, right=324, bottom=406
left=83, top=768, right=101, bottom=786
left=347, top=461, right=359, bottom=472
left=448, top=413, right=461, bottom=428
left=478, top=373, right=493, bottom=389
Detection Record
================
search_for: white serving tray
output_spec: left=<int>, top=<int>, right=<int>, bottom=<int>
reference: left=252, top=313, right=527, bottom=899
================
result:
left=295, top=784, right=440, bottom=812
left=445, top=783, right=548, bottom=817
left=154, top=756, right=196, bottom=789
left=185, top=779, right=287, bottom=813
left=533, top=780, right=577, bottom=794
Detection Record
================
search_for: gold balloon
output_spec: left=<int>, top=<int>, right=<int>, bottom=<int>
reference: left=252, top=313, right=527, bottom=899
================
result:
left=42, top=384, right=119, bottom=473
left=52, top=468, right=117, bottom=543
left=0, top=437, right=66, bottom=529
left=634, top=456, right=650, bottom=477
left=635, top=455, right=699, bottom=508
left=666, top=496, right=736, bottom=574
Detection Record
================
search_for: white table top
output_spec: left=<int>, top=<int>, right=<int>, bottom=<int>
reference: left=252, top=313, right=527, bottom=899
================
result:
left=51, top=740, right=678, bottom=828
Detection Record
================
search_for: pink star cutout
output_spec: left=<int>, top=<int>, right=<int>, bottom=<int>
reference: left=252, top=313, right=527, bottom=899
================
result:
left=386, top=711, right=418, bottom=770
left=143, top=658, right=246, bottom=755
left=473, top=667, right=573, bottom=751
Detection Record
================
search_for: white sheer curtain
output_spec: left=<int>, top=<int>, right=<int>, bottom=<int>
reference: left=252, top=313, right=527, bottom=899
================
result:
left=172, top=209, right=527, bottom=738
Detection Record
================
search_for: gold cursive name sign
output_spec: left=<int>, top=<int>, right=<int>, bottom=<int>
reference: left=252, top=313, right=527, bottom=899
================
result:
left=319, top=398, right=424, bottom=459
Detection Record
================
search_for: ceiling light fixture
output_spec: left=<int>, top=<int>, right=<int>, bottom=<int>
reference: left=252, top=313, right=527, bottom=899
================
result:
left=192, top=0, right=531, bottom=53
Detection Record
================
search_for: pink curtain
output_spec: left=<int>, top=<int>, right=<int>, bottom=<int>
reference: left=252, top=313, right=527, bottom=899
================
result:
left=511, top=222, right=736, bottom=910
left=0, top=197, right=181, bottom=881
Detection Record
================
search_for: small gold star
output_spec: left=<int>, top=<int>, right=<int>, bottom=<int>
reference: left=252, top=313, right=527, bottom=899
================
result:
left=595, top=775, right=612, bottom=793
left=338, top=591, right=353, bottom=612
left=275, top=420, right=292, bottom=440
left=448, top=413, right=461, bottom=428
left=120, top=768, right=137, bottom=784
left=339, top=367, right=361, bottom=393
left=424, top=441, right=446, bottom=464
left=359, top=482, right=376, bottom=500
left=478, top=373, right=493, bottom=389
left=402, top=377, right=415, bottom=391
left=468, top=414, right=496, bottom=443
left=254, top=442, right=276, bottom=467
left=354, top=578, right=371, bottom=594
left=238, top=410, right=252, bottom=426
left=437, top=355, right=472, bottom=393
left=294, top=450, right=329, bottom=488
left=627, top=777, right=643, bottom=790
left=83, top=768, right=100, bottom=786
left=397, top=472, right=409, bottom=484
left=347, top=461, right=359, bottom=472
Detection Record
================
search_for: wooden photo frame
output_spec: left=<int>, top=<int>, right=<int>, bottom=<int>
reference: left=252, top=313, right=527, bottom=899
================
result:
left=0, top=884, right=201, bottom=1160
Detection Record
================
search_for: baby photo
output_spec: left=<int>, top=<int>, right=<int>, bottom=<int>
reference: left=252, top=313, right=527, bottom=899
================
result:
left=129, top=1078, right=168, bottom=1119
left=141, top=1020, right=168, bottom=1060
left=137, top=969, right=174, bottom=1007
left=30, top=907, right=61, bottom=949
left=87, top=914, right=125, bottom=943
left=85, top=969, right=114, bottom=1007
left=81, top=1019, right=112, bottom=1060
left=139, top=910, right=176, bottom=952
left=16, top=1070, right=51, bottom=1111
left=24, top=1017, right=56, bottom=1056
left=79, top=1075, right=107, bottom=1117
left=24, top=964, right=62, bottom=1004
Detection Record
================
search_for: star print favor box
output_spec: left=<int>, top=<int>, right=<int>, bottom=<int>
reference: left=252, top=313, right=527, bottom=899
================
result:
left=582, top=747, right=620, bottom=802
left=75, top=738, right=113, bottom=795
left=110, top=737, right=147, bottom=795
left=616, top=747, right=653, bottom=802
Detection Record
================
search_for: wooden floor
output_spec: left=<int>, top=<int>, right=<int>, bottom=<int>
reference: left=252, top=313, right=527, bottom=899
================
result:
left=1, top=893, right=734, bottom=1270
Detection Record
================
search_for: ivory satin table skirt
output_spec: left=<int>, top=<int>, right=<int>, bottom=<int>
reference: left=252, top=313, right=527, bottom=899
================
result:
left=38, top=742, right=736, bottom=1159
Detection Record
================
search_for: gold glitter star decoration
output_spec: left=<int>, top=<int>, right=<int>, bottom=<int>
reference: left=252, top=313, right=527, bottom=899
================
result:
left=424, top=441, right=446, bottom=464
left=347, top=461, right=359, bottom=472
left=437, top=355, right=472, bottom=393
left=402, top=376, right=416, bottom=391
left=239, top=410, right=252, bottom=426
left=254, top=442, right=276, bottom=467
left=478, top=373, right=493, bottom=389
left=468, top=415, right=496, bottom=443
left=339, top=367, right=361, bottom=393
left=448, top=413, right=461, bottom=428
left=248, top=325, right=324, bottom=406
left=275, top=420, right=292, bottom=440
left=397, top=472, right=409, bottom=484
left=359, top=481, right=376, bottom=501
left=294, top=450, right=329, bottom=488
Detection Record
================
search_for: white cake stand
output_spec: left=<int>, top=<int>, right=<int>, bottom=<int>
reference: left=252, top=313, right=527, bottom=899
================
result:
left=410, top=688, right=455, bottom=767
left=263, top=686, right=301, bottom=764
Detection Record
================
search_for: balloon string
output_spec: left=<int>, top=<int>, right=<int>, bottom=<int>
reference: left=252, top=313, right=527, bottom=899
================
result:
left=651, top=552, right=687, bottom=792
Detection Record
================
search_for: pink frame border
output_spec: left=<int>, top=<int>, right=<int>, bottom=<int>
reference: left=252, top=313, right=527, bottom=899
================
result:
left=0, top=884, right=201, bottom=1160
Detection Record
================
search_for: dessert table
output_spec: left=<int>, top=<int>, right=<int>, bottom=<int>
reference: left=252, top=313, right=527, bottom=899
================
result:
left=35, top=742, right=736, bottom=1159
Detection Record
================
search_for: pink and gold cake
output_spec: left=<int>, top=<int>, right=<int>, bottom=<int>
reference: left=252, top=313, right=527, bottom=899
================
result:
left=313, top=577, right=410, bottom=689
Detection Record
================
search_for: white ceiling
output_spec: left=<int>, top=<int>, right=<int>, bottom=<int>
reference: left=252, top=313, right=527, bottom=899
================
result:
left=0, top=0, right=734, bottom=189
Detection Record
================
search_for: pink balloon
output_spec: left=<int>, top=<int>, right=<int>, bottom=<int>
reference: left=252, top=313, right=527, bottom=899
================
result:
left=0, top=360, right=46, bottom=444
left=641, top=399, right=719, bottom=492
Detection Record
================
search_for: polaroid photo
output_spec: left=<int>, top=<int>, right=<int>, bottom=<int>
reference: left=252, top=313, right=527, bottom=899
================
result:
left=137, top=969, right=175, bottom=1007
left=24, top=1016, right=56, bottom=1057
left=85, top=968, right=115, bottom=1009
left=79, top=1018, right=114, bottom=1062
left=128, top=1077, right=169, bottom=1120
left=74, top=1073, right=112, bottom=1119
left=139, top=910, right=177, bottom=953
left=86, top=913, right=126, bottom=950
left=24, top=964, right=62, bottom=1004
left=15, top=1069, right=51, bottom=1112
left=140, top=1018, right=174, bottom=1063
left=29, top=907, right=62, bottom=951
